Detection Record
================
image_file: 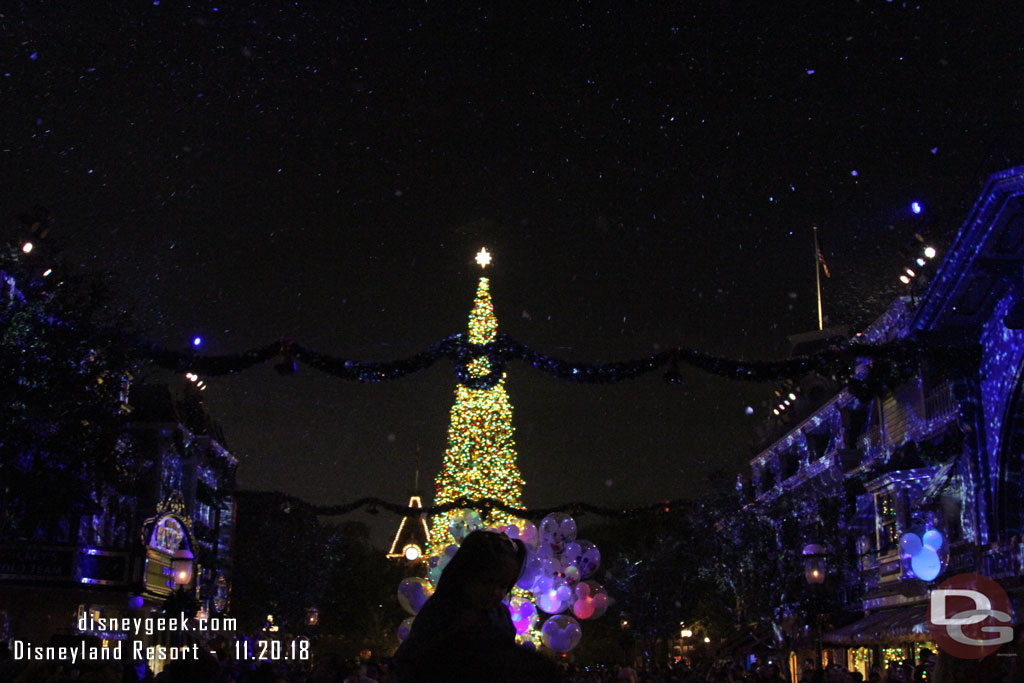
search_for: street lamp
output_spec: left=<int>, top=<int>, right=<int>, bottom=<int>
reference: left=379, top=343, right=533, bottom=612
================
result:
left=162, top=547, right=198, bottom=621
left=171, top=548, right=194, bottom=586
left=803, top=543, right=828, bottom=671
left=803, top=544, right=827, bottom=585
left=161, top=547, right=198, bottom=653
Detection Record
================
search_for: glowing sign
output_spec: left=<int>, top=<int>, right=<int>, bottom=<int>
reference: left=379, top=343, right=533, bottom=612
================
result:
left=148, top=516, right=186, bottom=554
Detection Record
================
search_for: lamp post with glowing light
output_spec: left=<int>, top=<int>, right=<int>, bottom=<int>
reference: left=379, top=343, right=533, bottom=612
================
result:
left=172, top=548, right=194, bottom=586
left=159, top=547, right=198, bottom=651
left=162, top=547, right=199, bottom=620
left=803, top=543, right=827, bottom=672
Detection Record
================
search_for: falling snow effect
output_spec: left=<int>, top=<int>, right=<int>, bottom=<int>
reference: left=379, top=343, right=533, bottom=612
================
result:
left=0, top=3, right=1021, bottom=541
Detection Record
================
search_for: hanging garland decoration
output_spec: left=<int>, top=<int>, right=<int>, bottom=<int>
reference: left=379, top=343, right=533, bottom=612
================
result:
left=137, top=340, right=280, bottom=375
left=307, top=495, right=685, bottom=520
left=137, top=333, right=980, bottom=394
left=291, top=335, right=463, bottom=383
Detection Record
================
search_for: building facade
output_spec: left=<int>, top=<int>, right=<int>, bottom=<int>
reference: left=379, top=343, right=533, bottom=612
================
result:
left=0, top=382, right=237, bottom=667
left=743, top=166, right=1024, bottom=678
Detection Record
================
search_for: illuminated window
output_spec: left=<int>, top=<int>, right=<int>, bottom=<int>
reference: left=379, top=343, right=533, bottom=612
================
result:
left=876, top=493, right=899, bottom=555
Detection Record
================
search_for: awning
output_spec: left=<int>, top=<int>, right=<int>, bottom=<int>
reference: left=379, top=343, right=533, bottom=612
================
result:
left=823, top=605, right=931, bottom=645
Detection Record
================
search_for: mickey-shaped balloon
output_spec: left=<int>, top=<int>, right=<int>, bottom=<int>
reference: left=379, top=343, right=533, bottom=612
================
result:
left=900, top=529, right=945, bottom=582
left=535, top=575, right=573, bottom=614
left=539, top=513, right=577, bottom=555
left=561, top=539, right=600, bottom=579
left=541, top=614, right=583, bottom=653
left=573, top=580, right=610, bottom=620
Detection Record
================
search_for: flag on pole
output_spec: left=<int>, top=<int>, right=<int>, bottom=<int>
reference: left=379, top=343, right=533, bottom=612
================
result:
left=816, top=247, right=831, bottom=278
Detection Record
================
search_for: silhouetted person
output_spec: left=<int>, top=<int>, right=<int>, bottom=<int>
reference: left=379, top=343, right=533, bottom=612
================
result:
left=393, top=530, right=561, bottom=683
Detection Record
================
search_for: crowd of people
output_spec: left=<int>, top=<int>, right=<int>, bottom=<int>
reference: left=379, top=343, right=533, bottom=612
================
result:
left=4, top=530, right=1022, bottom=682
left=0, top=651, right=944, bottom=683
left=2, top=644, right=1023, bottom=683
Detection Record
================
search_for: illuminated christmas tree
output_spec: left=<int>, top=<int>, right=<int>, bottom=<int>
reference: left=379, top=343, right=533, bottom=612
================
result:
left=428, top=248, right=525, bottom=553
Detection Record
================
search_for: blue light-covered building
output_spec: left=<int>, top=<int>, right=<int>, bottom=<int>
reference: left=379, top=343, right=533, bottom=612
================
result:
left=743, top=167, right=1024, bottom=677
left=0, top=381, right=237, bottom=662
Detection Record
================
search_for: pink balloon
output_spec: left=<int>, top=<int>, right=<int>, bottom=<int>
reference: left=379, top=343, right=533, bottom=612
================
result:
left=573, top=598, right=595, bottom=620
left=578, top=580, right=609, bottom=619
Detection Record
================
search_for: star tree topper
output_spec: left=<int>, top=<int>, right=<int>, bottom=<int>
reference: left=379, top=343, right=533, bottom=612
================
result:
left=475, top=247, right=492, bottom=268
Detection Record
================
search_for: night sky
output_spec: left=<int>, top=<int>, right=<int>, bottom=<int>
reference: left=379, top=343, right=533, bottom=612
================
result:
left=4, top=3, right=1023, bottom=545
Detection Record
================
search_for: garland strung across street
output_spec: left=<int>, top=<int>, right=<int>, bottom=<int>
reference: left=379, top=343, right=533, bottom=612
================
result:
left=288, top=495, right=686, bottom=520
left=137, top=333, right=979, bottom=396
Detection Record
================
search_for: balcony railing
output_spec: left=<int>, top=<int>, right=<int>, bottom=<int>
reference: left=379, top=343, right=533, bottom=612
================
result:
left=924, top=381, right=956, bottom=423
left=859, top=426, right=882, bottom=453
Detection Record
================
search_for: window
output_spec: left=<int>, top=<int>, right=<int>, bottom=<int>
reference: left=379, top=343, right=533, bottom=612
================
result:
left=876, top=493, right=899, bottom=555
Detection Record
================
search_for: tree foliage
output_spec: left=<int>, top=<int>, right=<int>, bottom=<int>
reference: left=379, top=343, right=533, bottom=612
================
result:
left=0, top=217, right=140, bottom=540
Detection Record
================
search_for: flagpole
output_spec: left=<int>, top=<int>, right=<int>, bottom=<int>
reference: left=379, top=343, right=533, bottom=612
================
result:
left=814, top=226, right=823, bottom=331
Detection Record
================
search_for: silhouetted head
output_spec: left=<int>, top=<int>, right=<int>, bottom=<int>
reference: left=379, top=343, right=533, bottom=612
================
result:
left=435, top=529, right=527, bottom=609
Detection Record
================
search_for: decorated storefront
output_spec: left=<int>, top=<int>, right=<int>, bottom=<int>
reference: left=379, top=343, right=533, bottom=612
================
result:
left=823, top=605, right=935, bottom=678
left=140, top=503, right=196, bottom=601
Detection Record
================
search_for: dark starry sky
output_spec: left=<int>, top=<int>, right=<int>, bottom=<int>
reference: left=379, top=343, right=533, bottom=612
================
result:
left=3, top=2, right=1023, bottom=545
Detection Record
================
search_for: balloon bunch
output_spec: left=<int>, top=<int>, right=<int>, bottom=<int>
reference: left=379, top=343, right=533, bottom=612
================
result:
left=395, top=510, right=610, bottom=655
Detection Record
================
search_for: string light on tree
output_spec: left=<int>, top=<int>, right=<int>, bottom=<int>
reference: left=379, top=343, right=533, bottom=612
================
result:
left=429, top=248, right=525, bottom=553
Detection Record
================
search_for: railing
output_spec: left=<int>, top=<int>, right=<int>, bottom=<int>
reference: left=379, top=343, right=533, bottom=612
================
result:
left=883, top=394, right=914, bottom=446
left=924, top=381, right=956, bottom=423
left=859, top=426, right=882, bottom=453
